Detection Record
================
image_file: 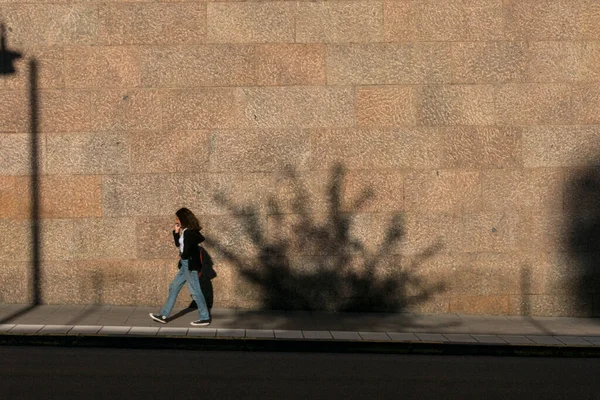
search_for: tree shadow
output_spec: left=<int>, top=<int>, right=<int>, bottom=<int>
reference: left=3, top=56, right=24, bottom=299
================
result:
left=565, top=166, right=600, bottom=317
left=205, top=164, right=447, bottom=324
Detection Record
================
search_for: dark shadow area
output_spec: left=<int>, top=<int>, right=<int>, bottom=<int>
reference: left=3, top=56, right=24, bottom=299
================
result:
left=205, top=164, right=446, bottom=320
left=0, top=24, right=42, bottom=324
left=565, top=166, right=600, bottom=317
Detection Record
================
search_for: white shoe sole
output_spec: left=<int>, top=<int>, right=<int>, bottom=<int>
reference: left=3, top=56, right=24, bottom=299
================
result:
left=149, top=313, right=167, bottom=324
left=190, top=322, right=210, bottom=327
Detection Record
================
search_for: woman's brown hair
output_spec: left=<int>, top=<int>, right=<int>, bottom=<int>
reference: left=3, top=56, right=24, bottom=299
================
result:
left=176, top=207, right=202, bottom=230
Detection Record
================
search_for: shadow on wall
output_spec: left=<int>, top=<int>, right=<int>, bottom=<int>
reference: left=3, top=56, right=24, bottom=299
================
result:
left=205, top=163, right=446, bottom=313
left=565, top=166, right=600, bottom=317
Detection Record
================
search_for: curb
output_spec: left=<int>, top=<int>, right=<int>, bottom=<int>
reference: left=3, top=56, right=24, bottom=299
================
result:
left=2, top=333, right=600, bottom=358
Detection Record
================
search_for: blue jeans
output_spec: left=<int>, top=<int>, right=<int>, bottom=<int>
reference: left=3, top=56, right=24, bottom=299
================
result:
left=160, top=259, right=210, bottom=320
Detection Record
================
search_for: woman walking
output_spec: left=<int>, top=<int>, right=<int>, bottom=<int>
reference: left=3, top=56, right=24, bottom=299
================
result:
left=150, top=208, right=211, bottom=326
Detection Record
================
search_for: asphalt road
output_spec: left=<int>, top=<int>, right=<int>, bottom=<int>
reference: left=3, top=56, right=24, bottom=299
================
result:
left=1, top=346, right=599, bottom=400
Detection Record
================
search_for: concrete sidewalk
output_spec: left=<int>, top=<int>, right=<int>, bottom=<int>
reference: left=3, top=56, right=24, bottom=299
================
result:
left=2, top=304, right=600, bottom=356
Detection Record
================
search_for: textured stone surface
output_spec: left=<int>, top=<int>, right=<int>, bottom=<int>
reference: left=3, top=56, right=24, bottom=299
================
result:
left=0, top=219, right=74, bottom=262
left=91, top=89, right=160, bottom=131
left=102, top=175, right=181, bottom=217
left=130, top=130, right=210, bottom=174
left=417, top=85, right=495, bottom=126
left=209, top=129, right=310, bottom=173
left=442, top=127, right=522, bottom=169
left=343, top=170, right=404, bottom=213
left=72, top=218, right=137, bottom=260
left=40, top=175, right=103, bottom=218
left=573, top=84, right=600, bottom=124
left=296, top=1, right=383, bottom=43
left=0, top=262, right=31, bottom=303
left=98, top=3, right=205, bottom=45
left=207, top=2, right=294, bottom=43
left=0, top=133, right=45, bottom=176
left=65, top=46, right=140, bottom=89
left=526, top=41, right=580, bottom=82
left=452, top=41, right=527, bottom=84
left=523, top=125, right=600, bottom=168
left=161, top=89, right=242, bottom=130
left=39, top=90, right=91, bottom=133
left=46, top=132, right=129, bottom=175
left=495, top=84, right=572, bottom=125
left=504, top=0, right=579, bottom=41
left=450, top=296, right=511, bottom=315
left=0, top=49, right=64, bottom=90
left=140, top=46, right=256, bottom=88
left=311, top=128, right=443, bottom=170
left=256, top=44, right=326, bottom=86
left=240, top=87, right=354, bottom=129
left=356, top=86, right=416, bottom=127
left=404, top=170, right=482, bottom=212
left=327, top=43, right=451, bottom=85
left=2, top=4, right=98, bottom=48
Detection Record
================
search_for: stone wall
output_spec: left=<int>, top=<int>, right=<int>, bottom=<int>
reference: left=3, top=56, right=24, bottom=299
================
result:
left=1, top=0, right=600, bottom=316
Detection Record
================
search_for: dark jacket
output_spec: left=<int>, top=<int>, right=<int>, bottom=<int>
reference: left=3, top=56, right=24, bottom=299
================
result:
left=173, top=229, right=205, bottom=271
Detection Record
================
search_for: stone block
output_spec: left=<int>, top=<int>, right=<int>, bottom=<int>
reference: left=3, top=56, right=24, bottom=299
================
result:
left=209, top=129, right=310, bottom=173
left=523, top=125, right=600, bottom=167
left=481, top=168, right=564, bottom=211
left=453, top=212, right=531, bottom=253
left=495, top=84, right=573, bottom=125
left=539, top=252, right=600, bottom=295
left=579, top=41, right=600, bottom=81
left=0, top=49, right=64, bottom=90
left=342, top=170, right=404, bottom=213
left=327, top=43, right=451, bottom=85
left=356, top=86, right=416, bottom=127
left=0, top=262, right=30, bottom=303
left=347, top=214, right=405, bottom=255
left=91, top=89, right=160, bottom=131
left=404, top=170, right=482, bottom=212
left=161, top=89, right=243, bottom=130
left=442, top=126, right=522, bottom=169
left=573, top=84, right=600, bottom=124
left=102, top=175, right=181, bottom=217
left=39, top=90, right=91, bottom=133
left=383, top=0, right=415, bottom=41
left=202, top=214, right=269, bottom=259
left=46, top=132, right=129, bottom=175
left=0, top=177, right=19, bottom=219
left=40, top=259, right=170, bottom=306
left=310, top=128, right=443, bottom=170
left=240, top=87, right=354, bottom=129
left=449, top=296, right=510, bottom=315
left=40, top=175, right=102, bottom=218
left=130, top=130, right=210, bottom=174
left=578, top=0, right=600, bottom=40
left=256, top=44, right=326, bottom=86
left=273, top=170, right=333, bottom=215
left=207, top=2, right=294, bottom=43
left=528, top=212, right=568, bottom=253
left=411, top=0, right=504, bottom=41
left=0, top=133, right=46, bottom=175
left=509, top=294, right=592, bottom=317
left=140, top=46, right=256, bottom=88
left=265, top=213, right=335, bottom=256
left=180, top=172, right=275, bottom=216
left=296, top=1, right=383, bottom=43
left=451, top=41, right=528, bottom=84
left=2, top=4, right=98, bottom=48
left=98, top=3, right=205, bottom=45
left=0, top=90, right=28, bottom=133
left=65, top=46, right=141, bottom=89
left=72, top=218, right=137, bottom=260
left=417, top=85, right=495, bottom=126
left=135, top=216, right=178, bottom=260
left=504, top=0, right=580, bottom=40
left=0, top=219, right=74, bottom=262
left=526, top=41, right=580, bottom=82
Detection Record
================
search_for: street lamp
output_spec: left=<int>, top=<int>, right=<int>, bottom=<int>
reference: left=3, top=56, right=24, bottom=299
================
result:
left=0, top=24, right=21, bottom=75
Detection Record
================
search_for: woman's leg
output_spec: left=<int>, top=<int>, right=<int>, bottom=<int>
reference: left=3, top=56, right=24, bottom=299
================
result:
left=159, top=262, right=186, bottom=317
left=182, top=263, right=211, bottom=320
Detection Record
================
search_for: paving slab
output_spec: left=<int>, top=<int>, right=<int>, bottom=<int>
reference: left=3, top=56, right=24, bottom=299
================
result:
left=40, top=325, right=73, bottom=334
left=499, top=335, right=534, bottom=344
left=416, top=333, right=449, bottom=342
left=187, top=328, right=217, bottom=337
left=527, top=335, right=563, bottom=345
left=471, top=335, right=507, bottom=344
left=387, top=332, right=420, bottom=342
left=245, top=329, right=275, bottom=338
left=580, top=336, right=600, bottom=346
left=443, top=334, right=478, bottom=343
left=274, top=330, right=303, bottom=339
left=554, top=336, right=592, bottom=346
left=331, top=331, right=362, bottom=340
left=217, top=329, right=245, bottom=338
left=157, top=327, right=188, bottom=336
left=68, top=325, right=102, bottom=335
left=128, top=327, right=160, bottom=336
left=99, top=326, right=131, bottom=335
left=0, top=324, right=16, bottom=333
left=359, top=332, right=391, bottom=341
left=10, top=324, right=45, bottom=334
left=303, top=330, right=333, bottom=340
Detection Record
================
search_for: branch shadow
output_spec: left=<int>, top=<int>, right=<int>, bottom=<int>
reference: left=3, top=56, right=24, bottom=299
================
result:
left=205, top=163, right=450, bottom=328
